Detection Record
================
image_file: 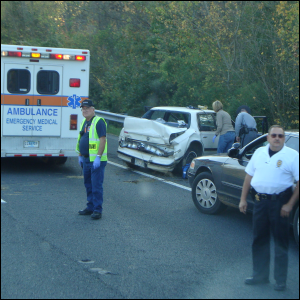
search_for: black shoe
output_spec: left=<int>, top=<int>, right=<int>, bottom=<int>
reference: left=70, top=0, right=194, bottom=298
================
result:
left=78, top=208, right=93, bottom=215
left=91, top=211, right=102, bottom=219
left=274, top=282, right=286, bottom=291
left=244, top=277, right=270, bottom=285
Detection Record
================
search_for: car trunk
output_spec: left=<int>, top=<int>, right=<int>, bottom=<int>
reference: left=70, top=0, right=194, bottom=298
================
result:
left=123, top=117, right=187, bottom=145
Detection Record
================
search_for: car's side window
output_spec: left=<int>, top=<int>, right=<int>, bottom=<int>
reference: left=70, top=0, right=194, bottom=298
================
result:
left=198, top=113, right=217, bottom=131
left=165, top=112, right=190, bottom=128
left=243, top=138, right=268, bottom=160
left=286, top=137, right=299, bottom=152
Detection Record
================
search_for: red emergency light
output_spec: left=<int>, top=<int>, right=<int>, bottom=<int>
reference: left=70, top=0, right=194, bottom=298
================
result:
left=70, top=114, right=78, bottom=130
left=70, top=78, right=81, bottom=87
left=8, top=51, right=22, bottom=57
left=50, top=54, right=63, bottom=59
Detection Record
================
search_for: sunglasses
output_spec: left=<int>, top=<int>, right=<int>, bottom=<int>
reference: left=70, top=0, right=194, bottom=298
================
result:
left=270, top=133, right=284, bottom=138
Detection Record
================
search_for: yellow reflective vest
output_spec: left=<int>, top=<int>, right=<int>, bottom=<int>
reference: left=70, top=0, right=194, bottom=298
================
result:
left=76, top=116, right=108, bottom=162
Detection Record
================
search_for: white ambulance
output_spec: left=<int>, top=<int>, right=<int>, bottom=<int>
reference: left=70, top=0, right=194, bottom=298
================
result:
left=1, top=44, right=90, bottom=163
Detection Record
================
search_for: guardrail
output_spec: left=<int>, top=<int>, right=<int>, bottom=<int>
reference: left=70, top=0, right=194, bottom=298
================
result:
left=95, top=110, right=127, bottom=124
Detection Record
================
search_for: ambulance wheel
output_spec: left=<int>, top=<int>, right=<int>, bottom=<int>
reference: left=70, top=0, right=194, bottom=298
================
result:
left=55, top=157, right=68, bottom=165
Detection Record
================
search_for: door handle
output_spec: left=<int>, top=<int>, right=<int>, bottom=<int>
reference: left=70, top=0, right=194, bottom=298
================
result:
left=37, top=99, right=41, bottom=106
left=25, top=99, right=29, bottom=106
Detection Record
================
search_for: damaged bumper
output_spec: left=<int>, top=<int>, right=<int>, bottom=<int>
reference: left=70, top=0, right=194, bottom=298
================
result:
left=117, top=147, right=181, bottom=172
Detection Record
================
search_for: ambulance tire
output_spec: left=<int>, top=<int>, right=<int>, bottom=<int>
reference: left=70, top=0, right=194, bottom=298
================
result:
left=55, top=157, right=68, bottom=165
left=39, top=157, right=67, bottom=165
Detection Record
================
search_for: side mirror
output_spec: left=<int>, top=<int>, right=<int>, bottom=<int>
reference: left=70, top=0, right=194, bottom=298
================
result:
left=228, top=143, right=241, bottom=158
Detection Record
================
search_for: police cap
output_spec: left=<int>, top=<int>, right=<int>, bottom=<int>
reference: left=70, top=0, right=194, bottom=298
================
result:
left=80, top=99, right=94, bottom=108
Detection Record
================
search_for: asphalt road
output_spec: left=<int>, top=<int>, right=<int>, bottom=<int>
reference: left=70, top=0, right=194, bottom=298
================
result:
left=1, top=134, right=299, bottom=299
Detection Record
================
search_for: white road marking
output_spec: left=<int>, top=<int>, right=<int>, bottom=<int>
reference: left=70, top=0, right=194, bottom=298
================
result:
left=108, top=161, right=191, bottom=192
left=1, top=199, right=7, bottom=203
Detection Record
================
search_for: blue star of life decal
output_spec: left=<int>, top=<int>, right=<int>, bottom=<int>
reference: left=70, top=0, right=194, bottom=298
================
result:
left=67, top=94, right=82, bottom=109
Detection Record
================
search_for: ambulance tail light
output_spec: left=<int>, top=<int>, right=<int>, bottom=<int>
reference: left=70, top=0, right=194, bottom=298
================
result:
left=50, top=54, right=63, bottom=59
left=70, top=79, right=81, bottom=87
left=8, top=51, right=22, bottom=57
left=75, top=55, right=86, bottom=61
left=70, top=114, right=78, bottom=130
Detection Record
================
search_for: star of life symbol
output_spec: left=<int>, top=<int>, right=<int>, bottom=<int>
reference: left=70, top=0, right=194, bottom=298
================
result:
left=67, top=94, right=82, bottom=109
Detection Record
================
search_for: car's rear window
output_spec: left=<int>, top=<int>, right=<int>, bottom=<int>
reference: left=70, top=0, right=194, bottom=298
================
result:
left=143, top=110, right=190, bottom=128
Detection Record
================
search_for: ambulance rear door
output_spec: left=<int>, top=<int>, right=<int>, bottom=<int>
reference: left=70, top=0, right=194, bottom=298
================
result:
left=2, top=63, right=34, bottom=136
left=32, top=65, right=62, bottom=136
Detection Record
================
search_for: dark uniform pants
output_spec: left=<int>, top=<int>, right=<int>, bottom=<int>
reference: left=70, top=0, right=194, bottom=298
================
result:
left=252, top=190, right=292, bottom=284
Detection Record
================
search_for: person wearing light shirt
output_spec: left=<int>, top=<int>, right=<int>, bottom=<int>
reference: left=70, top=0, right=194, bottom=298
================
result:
left=239, top=125, right=299, bottom=291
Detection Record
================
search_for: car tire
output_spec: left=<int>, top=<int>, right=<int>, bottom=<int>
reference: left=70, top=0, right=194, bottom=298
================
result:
left=293, top=206, right=299, bottom=247
left=192, top=172, right=227, bottom=214
left=182, top=145, right=203, bottom=167
left=173, top=145, right=202, bottom=175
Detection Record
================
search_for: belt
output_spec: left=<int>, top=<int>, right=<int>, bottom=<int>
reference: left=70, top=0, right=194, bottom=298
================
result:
left=248, top=128, right=257, bottom=131
left=254, top=187, right=293, bottom=201
left=255, top=193, right=277, bottom=201
left=82, top=155, right=89, bottom=158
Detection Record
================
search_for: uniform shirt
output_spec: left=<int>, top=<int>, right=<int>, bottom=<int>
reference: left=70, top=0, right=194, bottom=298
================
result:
left=215, top=109, right=234, bottom=136
left=235, top=112, right=257, bottom=137
left=245, top=144, right=299, bottom=194
left=79, top=118, right=106, bottom=156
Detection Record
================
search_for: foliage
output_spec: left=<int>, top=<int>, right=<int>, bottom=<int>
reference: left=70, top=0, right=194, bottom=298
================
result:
left=1, top=1, right=299, bottom=128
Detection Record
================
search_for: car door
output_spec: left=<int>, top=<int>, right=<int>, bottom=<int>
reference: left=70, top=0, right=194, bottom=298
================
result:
left=221, top=136, right=269, bottom=207
left=32, top=65, right=62, bottom=136
left=198, top=113, right=218, bottom=150
left=3, top=63, right=34, bottom=136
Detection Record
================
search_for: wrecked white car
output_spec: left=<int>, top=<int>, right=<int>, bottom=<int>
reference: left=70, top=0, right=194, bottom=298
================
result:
left=117, top=106, right=219, bottom=173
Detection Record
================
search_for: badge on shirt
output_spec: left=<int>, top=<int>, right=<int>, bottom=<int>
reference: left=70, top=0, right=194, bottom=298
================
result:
left=255, top=194, right=260, bottom=201
left=277, top=160, right=282, bottom=168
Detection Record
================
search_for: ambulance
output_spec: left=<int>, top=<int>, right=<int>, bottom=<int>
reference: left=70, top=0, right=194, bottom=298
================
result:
left=1, top=44, right=90, bottom=163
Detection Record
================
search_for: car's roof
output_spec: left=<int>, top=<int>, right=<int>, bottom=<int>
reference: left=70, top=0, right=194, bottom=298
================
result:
left=151, top=106, right=215, bottom=114
left=285, top=131, right=299, bottom=137
left=262, top=132, right=299, bottom=136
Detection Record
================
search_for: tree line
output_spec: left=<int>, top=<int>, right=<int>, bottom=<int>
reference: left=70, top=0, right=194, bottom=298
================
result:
left=1, top=1, right=299, bottom=128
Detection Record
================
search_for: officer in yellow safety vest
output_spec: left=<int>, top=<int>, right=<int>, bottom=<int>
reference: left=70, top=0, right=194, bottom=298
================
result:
left=76, top=99, right=108, bottom=220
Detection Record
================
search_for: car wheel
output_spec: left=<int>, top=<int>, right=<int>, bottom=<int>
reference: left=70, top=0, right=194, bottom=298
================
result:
left=192, top=172, right=227, bottom=214
left=183, top=145, right=203, bottom=166
left=173, top=145, right=202, bottom=175
left=293, top=206, right=299, bottom=247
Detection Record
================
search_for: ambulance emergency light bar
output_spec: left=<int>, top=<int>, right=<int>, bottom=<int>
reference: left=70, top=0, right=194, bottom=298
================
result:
left=1, top=50, right=86, bottom=61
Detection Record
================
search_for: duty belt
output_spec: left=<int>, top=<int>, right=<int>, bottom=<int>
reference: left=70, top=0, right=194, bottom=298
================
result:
left=254, top=187, right=293, bottom=202
left=255, top=193, right=277, bottom=201
left=248, top=128, right=257, bottom=131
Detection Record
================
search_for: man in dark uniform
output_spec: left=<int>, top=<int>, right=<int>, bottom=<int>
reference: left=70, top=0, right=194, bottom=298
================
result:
left=76, top=99, right=108, bottom=220
left=235, top=106, right=258, bottom=147
left=239, top=125, right=299, bottom=291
